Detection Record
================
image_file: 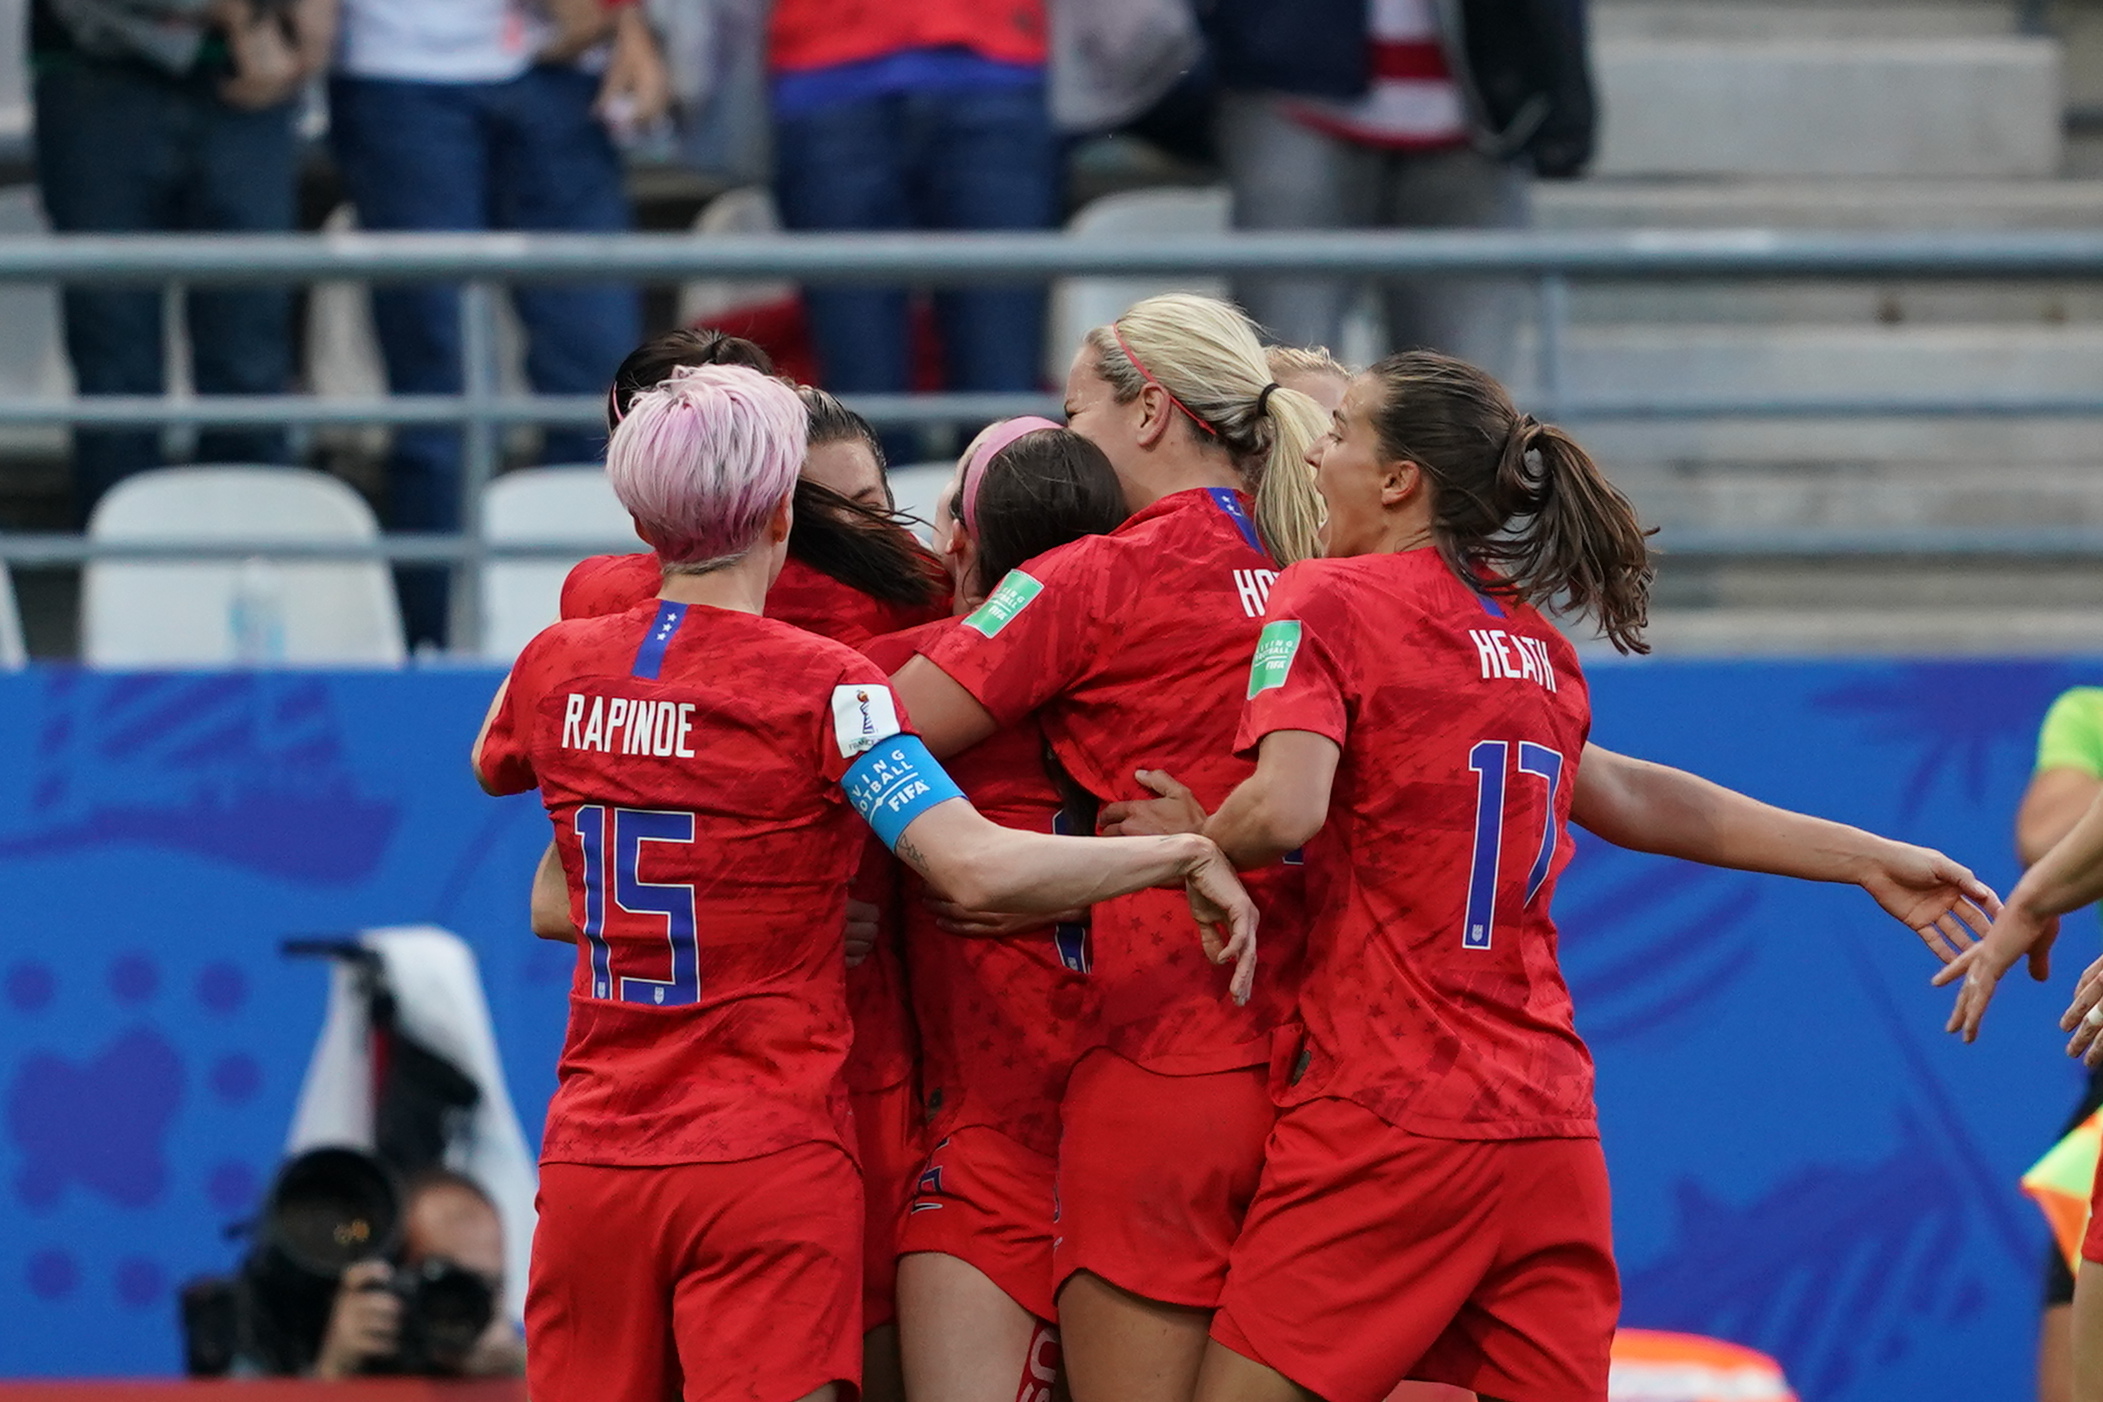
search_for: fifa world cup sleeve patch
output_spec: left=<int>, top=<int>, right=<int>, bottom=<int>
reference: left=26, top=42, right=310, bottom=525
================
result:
left=961, top=569, right=1043, bottom=638
left=845, top=736, right=968, bottom=850
left=832, top=683, right=903, bottom=759
left=1247, top=620, right=1304, bottom=697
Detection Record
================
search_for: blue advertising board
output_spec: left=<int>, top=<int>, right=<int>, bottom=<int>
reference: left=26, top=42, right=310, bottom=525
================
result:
left=0, top=660, right=2092, bottom=1400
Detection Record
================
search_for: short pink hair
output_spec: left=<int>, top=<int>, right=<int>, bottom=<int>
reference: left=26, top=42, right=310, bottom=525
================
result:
left=604, top=364, right=808, bottom=569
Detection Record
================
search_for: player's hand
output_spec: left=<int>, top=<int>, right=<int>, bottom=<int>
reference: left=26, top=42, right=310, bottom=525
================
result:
left=2061, top=955, right=2103, bottom=1065
left=312, top=1260, right=400, bottom=1380
left=844, top=899, right=880, bottom=968
left=1933, top=900, right=2060, bottom=1043
left=1857, top=841, right=2001, bottom=963
left=1182, top=837, right=1257, bottom=1007
left=924, top=896, right=1085, bottom=938
left=1100, top=769, right=1208, bottom=838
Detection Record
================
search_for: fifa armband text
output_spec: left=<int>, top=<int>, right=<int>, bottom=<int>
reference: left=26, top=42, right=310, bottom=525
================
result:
left=844, top=735, right=967, bottom=850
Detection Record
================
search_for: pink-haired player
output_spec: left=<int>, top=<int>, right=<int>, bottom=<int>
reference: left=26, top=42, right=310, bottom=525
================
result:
left=471, top=365, right=1259, bottom=1402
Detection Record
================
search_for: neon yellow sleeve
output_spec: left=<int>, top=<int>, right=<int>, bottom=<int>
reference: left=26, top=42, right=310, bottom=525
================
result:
left=2036, top=688, right=2103, bottom=776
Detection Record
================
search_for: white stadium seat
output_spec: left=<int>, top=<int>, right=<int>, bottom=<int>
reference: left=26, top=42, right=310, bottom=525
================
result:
left=480, top=465, right=639, bottom=661
left=81, top=467, right=406, bottom=668
left=1049, top=186, right=1231, bottom=380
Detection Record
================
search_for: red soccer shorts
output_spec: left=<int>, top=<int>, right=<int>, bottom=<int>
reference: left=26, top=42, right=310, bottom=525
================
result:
left=899, top=1123, right=1061, bottom=1321
left=1053, top=1049, right=1274, bottom=1308
left=854, top=1078, right=926, bottom=1332
left=1212, top=1097, right=1619, bottom=1402
left=527, top=1145, right=864, bottom=1402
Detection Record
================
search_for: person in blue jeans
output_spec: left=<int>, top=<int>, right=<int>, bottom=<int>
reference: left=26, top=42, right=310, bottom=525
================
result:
left=767, top=5, right=1061, bottom=463
left=329, top=0, right=648, bottom=650
left=32, top=0, right=332, bottom=526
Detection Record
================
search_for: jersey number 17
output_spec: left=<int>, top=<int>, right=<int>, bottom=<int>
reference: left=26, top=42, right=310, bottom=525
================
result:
left=1463, top=741, right=1566, bottom=951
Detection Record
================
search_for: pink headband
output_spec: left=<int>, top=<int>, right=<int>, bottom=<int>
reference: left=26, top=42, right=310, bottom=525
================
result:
left=960, top=416, right=1062, bottom=536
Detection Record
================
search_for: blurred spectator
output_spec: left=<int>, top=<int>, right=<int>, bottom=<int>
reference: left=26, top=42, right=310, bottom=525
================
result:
left=32, top=0, right=336, bottom=526
left=767, top=0, right=1060, bottom=457
left=313, top=1167, right=525, bottom=1380
left=1208, top=0, right=1596, bottom=380
left=328, top=0, right=663, bottom=649
left=2019, top=684, right=2103, bottom=1402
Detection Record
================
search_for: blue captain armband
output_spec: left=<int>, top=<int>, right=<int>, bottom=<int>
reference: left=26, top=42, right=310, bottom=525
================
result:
left=844, top=735, right=968, bottom=850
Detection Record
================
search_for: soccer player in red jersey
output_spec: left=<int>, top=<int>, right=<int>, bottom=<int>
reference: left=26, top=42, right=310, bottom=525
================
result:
left=1107, top=351, right=1999, bottom=1402
left=884, top=294, right=1331, bottom=1402
left=538, top=333, right=948, bottom=1399
left=867, top=420, right=1130, bottom=1402
left=473, top=364, right=1258, bottom=1402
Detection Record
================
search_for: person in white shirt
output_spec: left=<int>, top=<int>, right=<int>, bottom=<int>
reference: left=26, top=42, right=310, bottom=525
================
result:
left=327, top=0, right=666, bottom=650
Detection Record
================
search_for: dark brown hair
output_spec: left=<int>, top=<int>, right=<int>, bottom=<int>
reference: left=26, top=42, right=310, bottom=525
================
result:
left=790, top=386, right=944, bottom=607
left=606, top=329, right=775, bottom=431
left=950, top=428, right=1130, bottom=593
left=1366, top=351, right=1655, bottom=654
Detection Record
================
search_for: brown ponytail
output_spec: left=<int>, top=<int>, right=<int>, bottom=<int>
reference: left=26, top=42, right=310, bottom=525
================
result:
left=1367, top=351, right=1656, bottom=654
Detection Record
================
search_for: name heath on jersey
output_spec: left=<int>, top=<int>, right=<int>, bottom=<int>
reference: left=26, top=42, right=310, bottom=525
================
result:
left=562, top=694, right=698, bottom=756
left=1469, top=628, right=1558, bottom=693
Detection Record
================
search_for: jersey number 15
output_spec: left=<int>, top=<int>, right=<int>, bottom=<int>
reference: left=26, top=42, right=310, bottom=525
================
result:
left=574, top=805, right=700, bottom=1006
left=1463, top=741, right=1566, bottom=951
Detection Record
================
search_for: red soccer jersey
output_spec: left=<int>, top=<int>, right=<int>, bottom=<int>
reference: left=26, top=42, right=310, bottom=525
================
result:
left=558, top=548, right=947, bottom=1094
left=866, top=619, right=1099, bottom=1155
left=1237, top=549, right=1596, bottom=1139
left=559, top=550, right=660, bottom=620
left=479, top=600, right=913, bottom=1166
left=918, top=488, right=1301, bottom=1075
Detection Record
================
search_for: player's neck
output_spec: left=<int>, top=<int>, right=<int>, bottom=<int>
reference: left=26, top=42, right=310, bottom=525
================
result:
left=656, top=549, right=776, bottom=616
left=1372, top=508, right=1436, bottom=557
left=1124, top=447, right=1243, bottom=512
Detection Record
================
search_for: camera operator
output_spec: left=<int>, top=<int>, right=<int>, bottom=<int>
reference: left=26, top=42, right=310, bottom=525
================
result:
left=312, top=1168, right=524, bottom=1380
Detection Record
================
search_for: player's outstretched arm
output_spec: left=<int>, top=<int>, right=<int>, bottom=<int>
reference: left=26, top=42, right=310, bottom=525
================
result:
left=1939, top=787, right=2103, bottom=1042
left=846, top=737, right=1258, bottom=1002
left=1571, top=743, right=1999, bottom=963
left=906, top=802, right=1257, bottom=1004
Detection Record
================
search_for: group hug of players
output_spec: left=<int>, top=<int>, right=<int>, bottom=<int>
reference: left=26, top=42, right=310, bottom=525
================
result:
left=470, top=293, right=2020, bottom=1402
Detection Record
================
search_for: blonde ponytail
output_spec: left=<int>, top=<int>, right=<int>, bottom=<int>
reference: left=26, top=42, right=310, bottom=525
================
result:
left=1085, top=293, right=1329, bottom=565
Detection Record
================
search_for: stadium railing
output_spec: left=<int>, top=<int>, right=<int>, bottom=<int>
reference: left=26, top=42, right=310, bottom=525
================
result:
left=6, top=228, right=2103, bottom=651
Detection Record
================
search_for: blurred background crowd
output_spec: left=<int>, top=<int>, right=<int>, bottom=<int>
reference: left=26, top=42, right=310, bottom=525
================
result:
left=0, top=0, right=2097, bottom=660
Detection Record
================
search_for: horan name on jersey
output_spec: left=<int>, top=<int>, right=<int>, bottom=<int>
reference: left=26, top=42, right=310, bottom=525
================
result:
left=1468, top=628, right=1558, bottom=693
left=561, top=693, right=699, bottom=757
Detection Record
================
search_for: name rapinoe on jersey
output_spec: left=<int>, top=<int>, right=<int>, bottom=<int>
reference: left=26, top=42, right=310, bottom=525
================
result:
left=561, top=693, right=699, bottom=757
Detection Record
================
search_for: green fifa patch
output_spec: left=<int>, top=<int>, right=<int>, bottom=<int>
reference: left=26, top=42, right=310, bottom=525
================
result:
left=1247, top=620, right=1303, bottom=697
left=963, top=570, right=1044, bottom=638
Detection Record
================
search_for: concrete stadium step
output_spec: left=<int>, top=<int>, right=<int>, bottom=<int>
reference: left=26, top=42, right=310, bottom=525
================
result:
left=1589, top=12, right=2062, bottom=177
left=1512, top=323, right=2103, bottom=411
left=1596, top=3, right=2023, bottom=41
left=1613, top=461, right=2103, bottom=531
left=1533, top=179, right=2103, bottom=325
left=1575, top=414, right=2103, bottom=468
left=1536, top=177, right=2103, bottom=231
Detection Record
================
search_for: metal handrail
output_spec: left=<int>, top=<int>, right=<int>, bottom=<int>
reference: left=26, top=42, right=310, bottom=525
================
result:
left=8, top=228, right=2103, bottom=653
left=7, top=229, right=2103, bottom=281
